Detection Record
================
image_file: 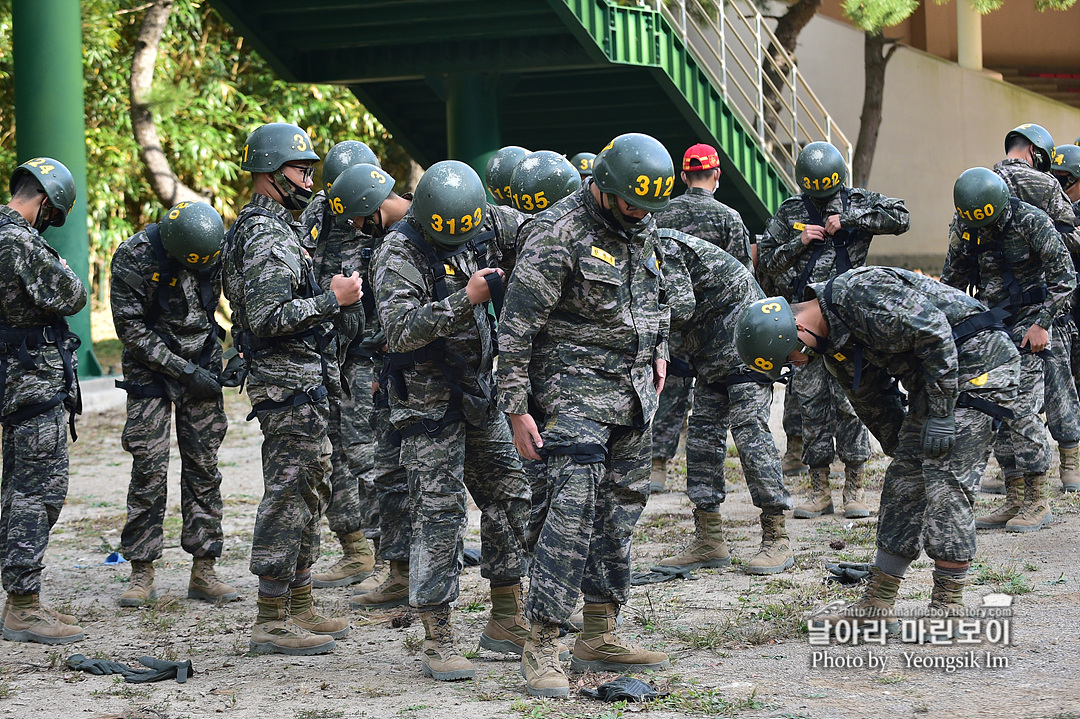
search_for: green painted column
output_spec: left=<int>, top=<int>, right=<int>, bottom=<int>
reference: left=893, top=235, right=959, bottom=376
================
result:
left=445, top=73, right=501, bottom=186
left=12, top=0, right=101, bottom=376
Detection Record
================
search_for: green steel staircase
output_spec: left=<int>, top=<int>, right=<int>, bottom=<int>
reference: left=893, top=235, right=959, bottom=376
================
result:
left=211, top=0, right=850, bottom=230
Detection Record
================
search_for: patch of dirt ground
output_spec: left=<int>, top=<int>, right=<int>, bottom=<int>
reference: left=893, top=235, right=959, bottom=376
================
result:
left=2, top=389, right=1079, bottom=719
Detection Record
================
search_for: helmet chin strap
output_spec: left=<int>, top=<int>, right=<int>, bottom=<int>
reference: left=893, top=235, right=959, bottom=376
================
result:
left=604, top=193, right=649, bottom=235
left=272, top=169, right=313, bottom=211
left=32, top=197, right=54, bottom=233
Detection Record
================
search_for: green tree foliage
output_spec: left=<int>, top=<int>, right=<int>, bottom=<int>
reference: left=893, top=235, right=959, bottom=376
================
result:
left=0, top=0, right=409, bottom=297
left=841, top=0, right=1076, bottom=35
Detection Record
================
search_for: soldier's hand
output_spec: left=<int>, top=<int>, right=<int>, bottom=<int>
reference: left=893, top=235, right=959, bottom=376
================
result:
left=1022, top=323, right=1049, bottom=353
left=921, top=415, right=956, bottom=459
left=654, top=358, right=667, bottom=395
left=180, top=366, right=222, bottom=400
left=331, top=271, right=364, bottom=307
left=800, top=224, right=826, bottom=246
left=509, top=413, right=543, bottom=461
left=466, top=267, right=506, bottom=305
left=824, top=214, right=843, bottom=236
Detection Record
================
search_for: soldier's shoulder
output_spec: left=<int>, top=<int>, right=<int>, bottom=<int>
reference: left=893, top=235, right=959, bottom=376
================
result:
left=112, top=231, right=152, bottom=265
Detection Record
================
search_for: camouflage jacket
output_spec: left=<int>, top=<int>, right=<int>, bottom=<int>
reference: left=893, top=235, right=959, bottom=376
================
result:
left=496, top=181, right=669, bottom=426
left=814, top=268, right=1018, bottom=430
left=485, top=203, right=524, bottom=275
left=221, top=193, right=345, bottom=404
left=0, top=205, right=86, bottom=417
left=371, top=212, right=497, bottom=428
left=110, top=227, right=223, bottom=392
left=656, top=229, right=763, bottom=384
left=653, top=187, right=752, bottom=269
left=758, top=188, right=910, bottom=301
left=940, top=199, right=1076, bottom=342
left=994, top=158, right=1080, bottom=256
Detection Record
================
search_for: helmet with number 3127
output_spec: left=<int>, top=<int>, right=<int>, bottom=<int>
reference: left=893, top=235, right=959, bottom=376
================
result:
left=592, top=133, right=674, bottom=213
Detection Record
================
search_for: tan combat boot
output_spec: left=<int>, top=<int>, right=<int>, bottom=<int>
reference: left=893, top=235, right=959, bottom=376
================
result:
left=570, top=602, right=669, bottom=672
left=1059, top=445, right=1080, bottom=493
left=745, top=511, right=794, bottom=575
left=975, top=473, right=1024, bottom=529
left=350, top=560, right=409, bottom=609
left=649, top=457, right=668, bottom=493
left=793, top=468, right=833, bottom=518
left=980, top=469, right=1006, bottom=494
left=289, top=583, right=350, bottom=639
left=312, top=530, right=375, bottom=588
left=521, top=623, right=569, bottom=698
left=654, top=508, right=731, bottom=571
left=782, top=436, right=806, bottom=476
left=119, top=561, right=156, bottom=607
left=1006, top=473, right=1053, bottom=532
left=353, top=556, right=389, bottom=595
left=842, top=464, right=870, bottom=519
left=419, top=607, right=475, bottom=681
left=2, top=596, right=77, bottom=627
left=927, top=570, right=967, bottom=617
left=188, top=557, right=239, bottom=603
left=2, top=594, right=84, bottom=645
left=479, top=584, right=569, bottom=659
left=249, top=594, right=336, bottom=655
left=810, top=566, right=901, bottom=636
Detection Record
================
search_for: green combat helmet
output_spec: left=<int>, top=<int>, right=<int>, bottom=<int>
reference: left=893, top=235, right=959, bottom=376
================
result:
left=795, top=142, right=846, bottom=198
left=953, top=167, right=1009, bottom=228
left=592, top=132, right=674, bottom=213
left=510, top=151, right=581, bottom=214
left=240, top=122, right=320, bottom=210
left=485, top=146, right=529, bottom=206
left=328, top=163, right=396, bottom=227
left=159, top=200, right=225, bottom=270
left=571, top=152, right=596, bottom=177
left=322, top=140, right=380, bottom=194
left=1006, top=123, right=1055, bottom=173
left=735, top=297, right=798, bottom=381
left=10, top=157, right=76, bottom=229
left=414, top=160, right=487, bottom=247
left=1051, top=144, right=1080, bottom=191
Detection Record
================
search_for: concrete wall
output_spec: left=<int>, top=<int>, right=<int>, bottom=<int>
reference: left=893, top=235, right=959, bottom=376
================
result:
left=792, top=14, right=1080, bottom=269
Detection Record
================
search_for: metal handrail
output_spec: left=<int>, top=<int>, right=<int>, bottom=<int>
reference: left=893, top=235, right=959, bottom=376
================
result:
left=646, top=0, right=853, bottom=192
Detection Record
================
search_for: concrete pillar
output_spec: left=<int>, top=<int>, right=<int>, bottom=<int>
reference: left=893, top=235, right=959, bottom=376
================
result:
left=446, top=73, right=501, bottom=185
left=12, top=0, right=101, bottom=375
left=956, top=0, right=983, bottom=72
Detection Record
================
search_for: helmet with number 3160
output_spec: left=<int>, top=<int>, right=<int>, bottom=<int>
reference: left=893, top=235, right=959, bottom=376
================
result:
left=735, top=296, right=798, bottom=381
left=510, top=151, right=580, bottom=214
left=795, top=142, right=846, bottom=199
left=953, top=167, right=1009, bottom=229
left=413, top=160, right=487, bottom=248
left=592, top=133, right=674, bottom=212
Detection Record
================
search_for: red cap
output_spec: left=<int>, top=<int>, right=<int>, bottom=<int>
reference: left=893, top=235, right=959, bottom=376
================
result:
left=683, top=143, right=720, bottom=171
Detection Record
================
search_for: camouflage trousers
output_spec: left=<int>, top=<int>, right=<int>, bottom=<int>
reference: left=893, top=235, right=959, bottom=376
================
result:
left=651, top=374, right=692, bottom=461
left=1043, top=319, right=1080, bottom=445
left=782, top=385, right=803, bottom=438
left=987, top=349, right=1052, bottom=474
left=526, top=414, right=651, bottom=626
left=1, top=405, right=68, bottom=595
left=686, top=380, right=790, bottom=513
left=120, top=394, right=227, bottom=562
left=372, top=390, right=410, bottom=562
left=326, top=360, right=379, bottom=538
left=400, top=411, right=529, bottom=608
left=878, top=358, right=1021, bottom=563
left=249, top=397, right=332, bottom=581
left=789, top=358, right=870, bottom=468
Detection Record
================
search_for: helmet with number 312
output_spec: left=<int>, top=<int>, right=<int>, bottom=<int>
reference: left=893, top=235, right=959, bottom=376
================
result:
left=592, top=133, right=674, bottom=213
left=735, top=296, right=798, bottom=381
left=159, top=201, right=225, bottom=270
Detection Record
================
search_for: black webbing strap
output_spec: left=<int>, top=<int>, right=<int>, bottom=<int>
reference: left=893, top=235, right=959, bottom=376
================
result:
left=793, top=189, right=853, bottom=301
left=114, top=379, right=168, bottom=399
left=951, top=307, right=1010, bottom=346
left=538, top=442, right=608, bottom=464
left=668, top=356, right=694, bottom=378
left=957, top=390, right=1014, bottom=429
left=390, top=409, right=467, bottom=446
left=247, top=384, right=329, bottom=421
left=820, top=278, right=867, bottom=392
left=0, top=322, right=82, bottom=439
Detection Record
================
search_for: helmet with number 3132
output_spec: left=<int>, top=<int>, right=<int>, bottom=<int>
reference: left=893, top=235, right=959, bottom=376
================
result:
left=735, top=296, right=798, bottom=381
left=414, top=160, right=487, bottom=248
left=510, top=151, right=580, bottom=214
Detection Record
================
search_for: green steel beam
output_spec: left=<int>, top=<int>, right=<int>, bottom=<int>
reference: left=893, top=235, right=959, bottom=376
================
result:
left=11, top=0, right=101, bottom=376
left=445, top=73, right=501, bottom=183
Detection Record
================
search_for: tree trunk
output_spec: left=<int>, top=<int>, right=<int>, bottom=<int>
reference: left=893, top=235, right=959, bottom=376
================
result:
left=762, top=0, right=822, bottom=140
left=130, top=0, right=206, bottom=207
left=852, top=31, right=898, bottom=188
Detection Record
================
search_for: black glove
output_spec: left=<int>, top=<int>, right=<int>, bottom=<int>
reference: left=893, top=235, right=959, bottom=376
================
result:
left=218, top=348, right=246, bottom=388
left=179, top=363, right=221, bottom=400
left=921, top=415, right=956, bottom=459
left=825, top=562, right=873, bottom=586
left=124, top=656, right=194, bottom=684
left=581, top=676, right=664, bottom=702
left=67, top=654, right=138, bottom=677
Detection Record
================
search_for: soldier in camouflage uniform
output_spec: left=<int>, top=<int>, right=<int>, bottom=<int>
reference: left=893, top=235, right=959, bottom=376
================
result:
left=485, top=146, right=529, bottom=208
left=650, top=143, right=752, bottom=492
left=1052, top=141, right=1080, bottom=491
left=941, top=168, right=1075, bottom=533
left=571, top=152, right=595, bottom=183
left=758, top=141, right=910, bottom=520
left=222, top=123, right=363, bottom=656
left=984, top=125, right=1080, bottom=495
left=372, top=161, right=530, bottom=683
left=298, top=141, right=382, bottom=589
left=650, top=230, right=793, bottom=575
left=0, top=158, right=85, bottom=645
left=111, top=201, right=238, bottom=608
left=738, top=266, right=1023, bottom=637
left=498, top=133, right=673, bottom=698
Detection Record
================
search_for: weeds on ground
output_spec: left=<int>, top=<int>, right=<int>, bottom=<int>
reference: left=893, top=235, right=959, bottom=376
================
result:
left=972, top=561, right=1033, bottom=595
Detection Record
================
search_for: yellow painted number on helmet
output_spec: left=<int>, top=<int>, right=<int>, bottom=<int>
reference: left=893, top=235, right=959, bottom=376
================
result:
left=760, top=302, right=783, bottom=314
left=634, top=175, right=650, bottom=196
left=330, top=196, right=344, bottom=214
left=755, top=357, right=774, bottom=371
left=430, top=213, right=444, bottom=233
left=459, top=211, right=474, bottom=234
left=956, top=203, right=996, bottom=223
left=372, top=170, right=386, bottom=184
left=25, top=158, right=55, bottom=175
left=186, top=250, right=219, bottom=266
left=579, top=158, right=591, bottom=170
left=293, top=133, right=307, bottom=152
left=243, top=144, right=249, bottom=163
left=518, top=191, right=548, bottom=212
left=490, top=186, right=504, bottom=201
left=802, top=172, right=841, bottom=192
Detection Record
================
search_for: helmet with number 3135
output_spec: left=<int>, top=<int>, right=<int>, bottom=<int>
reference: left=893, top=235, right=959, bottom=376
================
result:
left=414, top=160, right=487, bottom=248
left=510, top=151, right=580, bottom=214
left=735, top=296, right=798, bottom=381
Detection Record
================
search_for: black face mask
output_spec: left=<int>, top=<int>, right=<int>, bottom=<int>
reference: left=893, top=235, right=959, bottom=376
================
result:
left=272, top=169, right=314, bottom=211
left=799, top=328, right=829, bottom=355
left=602, top=193, right=649, bottom=236
left=32, top=197, right=54, bottom=233
left=1057, top=173, right=1079, bottom=193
